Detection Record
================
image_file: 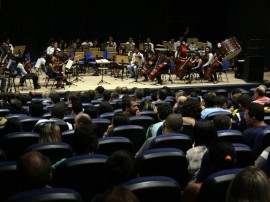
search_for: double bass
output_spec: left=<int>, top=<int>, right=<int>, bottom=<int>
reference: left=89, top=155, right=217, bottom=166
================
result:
left=173, top=43, right=187, bottom=76
left=148, top=56, right=168, bottom=81
left=175, top=56, right=192, bottom=79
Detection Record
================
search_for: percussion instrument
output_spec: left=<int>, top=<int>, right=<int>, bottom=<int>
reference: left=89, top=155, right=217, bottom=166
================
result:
left=218, top=37, right=241, bottom=60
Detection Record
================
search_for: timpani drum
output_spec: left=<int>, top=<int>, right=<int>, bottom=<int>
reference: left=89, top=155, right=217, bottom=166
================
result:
left=218, top=37, right=241, bottom=61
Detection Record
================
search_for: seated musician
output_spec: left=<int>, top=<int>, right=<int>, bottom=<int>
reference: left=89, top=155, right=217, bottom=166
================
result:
left=202, top=46, right=214, bottom=78
left=53, top=50, right=72, bottom=85
left=141, top=52, right=157, bottom=82
left=186, top=52, right=203, bottom=83
left=156, top=51, right=171, bottom=86
left=48, top=56, right=65, bottom=88
left=107, top=36, right=117, bottom=48
left=127, top=48, right=144, bottom=78
left=16, top=57, right=41, bottom=89
left=210, top=50, right=223, bottom=84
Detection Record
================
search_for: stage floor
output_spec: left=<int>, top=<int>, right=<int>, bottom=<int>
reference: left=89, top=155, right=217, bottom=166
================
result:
left=15, top=69, right=270, bottom=94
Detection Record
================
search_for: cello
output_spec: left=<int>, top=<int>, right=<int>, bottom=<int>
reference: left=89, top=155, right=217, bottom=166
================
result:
left=176, top=56, right=192, bottom=79
left=173, top=44, right=188, bottom=75
left=148, top=56, right=168, bottom=81
left=203, top=59, right=219, bottom=79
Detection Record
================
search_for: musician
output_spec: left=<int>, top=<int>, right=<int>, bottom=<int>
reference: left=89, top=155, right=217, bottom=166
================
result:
left=175, top=36, right=186, bottom=48
left=53, top=50, right=72, bottom=85
left=127, top=48, right=144, bottom=78
left=81, top=39, right=93, bottom=47
left=156, top=51, right=171, bottom=86
left=186, top=52, right=203, bottom=83
left=141, top=52, right=157, bottom=82
left=211, top=50, right=223, bottom=83
left=47, top=42, right=61, bottom=55
left=107, top=36, right=117, bottom=48
left=169, top=38, right=176, bottom=51
left=145, top=37, right=154, bottom=52
left=126, top=37, right=135, bottom=47
left=16, top=57, right=41, bottom=89
left=92, top=38, right=100, bottom=48
left=202, top=46, right=214, bottom=77
left=0, top=42, right=8, bottom=60
left=6, top=39, right=14, bottom=54
left=48, top=56, right=64, bottom=88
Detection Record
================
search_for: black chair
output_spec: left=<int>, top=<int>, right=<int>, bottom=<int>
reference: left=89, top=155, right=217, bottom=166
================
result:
left=91, top=118, right=111, bottom=137
left=63, top=114, right=76, bottom=126
left=98, top=136, right=134, bottom=155
left=5, top=188, right=82, bottom=202
left=41, top=112, right=51, bottom=119
left=217, top=129, right=244, bottom=143
left=0, top=108, right=10, bottom=117
left=53, top=154, right=108, bottom=201
left=20, top=117, right=42, bottom=132
left=182, top=122, right=195, bottom=141
left=149, top=133, right=193, bottom=153
left=130, top=115, right=155, bottom=131
left=120, top=176, right=182, bottom=202
left=0, top=132, right=39, bottom=160
left=198, top=168, right=242, bottom=202
left=264, top=116, right=270, bottom=125
left=233, top=143, right=254, bottom=168
left=99, top=112, right=115, bottom=122
left=136, top=148, right=189, bottom=190
left=110, top=125, right=146, bottom=152
left=45, top=67, right=64, bottom=90
left=0, top=149, right=6, bottom=161
left=33, top=120, right=69, bottom=133
left=62, top=129, right=76, bottom=149
left=205, top=111, right=232, bottom=120
left=0, top=161, right=17, bottom=201
left=252, top=129, right=270, bottom=159
left=25, top=142, right=74, bottom=164
left=5, top=113, right=29, bottom=120
left=140, top=110, right=159, bottom=123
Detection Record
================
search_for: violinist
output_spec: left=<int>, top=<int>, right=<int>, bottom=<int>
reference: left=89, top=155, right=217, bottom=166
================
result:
left=186, top=52, right=203, bottom=84
left=141, top=52, right=157, bottom=82
left=16, top=57, right=41, bottom=89
left=48, top=56, right=64, bottom=88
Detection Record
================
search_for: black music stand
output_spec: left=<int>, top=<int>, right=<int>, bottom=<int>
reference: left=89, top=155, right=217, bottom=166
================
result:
left=115, top=55, right=129, bottom=81
left=97, top=59, right=110, bottom=85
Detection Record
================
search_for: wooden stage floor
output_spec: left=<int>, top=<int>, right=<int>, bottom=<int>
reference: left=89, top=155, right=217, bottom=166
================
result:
left=15, top=69, right=270, bottom=94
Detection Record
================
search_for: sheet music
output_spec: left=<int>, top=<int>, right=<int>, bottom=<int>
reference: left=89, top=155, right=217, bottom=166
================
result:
left=100, top=59, right=110, bottom=63
left=66, top=59, right=73, bottom=69
left=34, top=59, right=42, bottom=68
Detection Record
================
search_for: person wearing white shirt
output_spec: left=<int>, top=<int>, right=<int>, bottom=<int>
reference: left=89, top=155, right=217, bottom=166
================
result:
left=81, top=39, right=93, bottom=47
left=145, top=37, right=154, bottom=51
left=126, top=37, right=135, bottom=47
left=47, top=42, right=61, bottom=55
left=127, top=48, right=144, bottom=78
left=107, top=36, right=117, bottom=48
left=202, top=46, right=214, bottom=79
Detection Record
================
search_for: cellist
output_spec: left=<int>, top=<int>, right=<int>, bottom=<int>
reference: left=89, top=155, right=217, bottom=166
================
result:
left=156, top=51, right=171, bottom=86
left=202, top=46, right=214, bottom=78
left=141, top=52, right=157, bottom=82
left=185, top=52, right=203, bottom=84
left=210, top=50, right=223, bottom=83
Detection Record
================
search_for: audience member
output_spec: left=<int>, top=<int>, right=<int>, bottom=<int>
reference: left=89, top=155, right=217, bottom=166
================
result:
left=103, top=113, right=130, bottom=137
left=95, top=86, right=105, bottom=100
left=39, top=122, right=62, bottom=143
left=4, top=117, right=22, bottom=133
left=122, top=98, right=140, bottom=116
left=139, top=100, right=157, bottom=112
left=253, top=85, right=270, bottom=105
left=180, top=98, right=202, bottom=127
left=28, top=100, right=43, bottom=117
left=84, top=105, right=98, bottom=119
left=226, top=166, right=270, bottom=202
left=71, top=100, right=83, bottom=115
left=213, top=114, right=232, bottom=130
left=73, top=113, right=92, bottom=129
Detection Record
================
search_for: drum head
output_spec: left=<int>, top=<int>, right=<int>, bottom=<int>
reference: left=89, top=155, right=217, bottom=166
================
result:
left=222, top=49, right=241, bottom=60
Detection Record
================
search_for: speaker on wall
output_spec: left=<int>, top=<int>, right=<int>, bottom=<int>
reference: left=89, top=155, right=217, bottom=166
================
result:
left=243, top=56, right=264, bottom=83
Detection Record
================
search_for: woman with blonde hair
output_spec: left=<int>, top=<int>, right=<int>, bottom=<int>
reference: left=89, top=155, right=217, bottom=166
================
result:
left=39, top=122, right=62, bottom=143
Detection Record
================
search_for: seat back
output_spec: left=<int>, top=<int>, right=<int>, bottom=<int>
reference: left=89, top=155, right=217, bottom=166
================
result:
left=217, top=129, right=244, bottom=143
left=5, top=188, right=82, bottom=202
left=253, top=129, right=270, bottom=159
left=62, top=130, right=76, bottom=148
left=98, top=136, right=134, bottom=155
left=140, top=110, right=159, bottom=123
left=25, top=142, right=74, bottom=164
left=0, top=161, right=17, bottom=201
left=33, top=120, right=69, bottom=133
left=99, top=112, right=115, bottom=122
left=0, top=132, right=39, bottom=160
left=149, top=133, right=193, bottom=153
left=20, top=117, right=42, bottom=132
left=111, top=125, right=146, bottom=152
left=198, top=168, right=242, bottom=202
left=130, top=115, right=155, bottom=131
left=205, top=111, right=232, bottom=120
left=233, top=143, right=254, bottom=168
left=91, top=118, right=111, bottom=138
left=121, top=176, right=182, bottom=202
left=53, top=154, right=108, bottom=201
left=136, top=148, right=189, bottom=190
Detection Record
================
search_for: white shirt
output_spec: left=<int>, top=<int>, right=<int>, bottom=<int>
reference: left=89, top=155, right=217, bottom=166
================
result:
left=46, top=46, right=61, bottom=55
left=17, top=62, right=27, bottom=77
left=131, top=52, right=144, bottom=64
left=81, top=41, right=93, bottom=47
left=107, top=41, right=117, bottom=48
left=126, top=41, right=135, bottom=46
left=202, top=52, right=214, bottom=67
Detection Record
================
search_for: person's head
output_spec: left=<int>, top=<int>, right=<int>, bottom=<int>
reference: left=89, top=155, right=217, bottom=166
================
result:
left=29, top=101, right=43, bottom=117
left=245, top=103, right=265, bottom=127
left=84, top=105, right=98, bottom=119
left=101, top=187, right=140, bottom=202
left=98, top=102, right=114, bottom=115
left=121, top=87, right=129, bottom=95
left=215, top=95, right=228, bottom=109
left=71, top=100, right=83, bottom=115
left=194, top=120, right=218, bottom=147
left=4, top=117, right=22, bottom=133
left=103, top=90, right=112, bottom=102
left=67, top=92, right=79, bottom=104
left=226, top=166, right=270, bottom=202
left=203, top=93, right=217, bottom=108
left=134, top=88, right=144, bottom=100
left=207, top=141, right=236, bottom=176
left=236, top=94, right=251, bottom=110
left=157, top=89, right=168, bottom=101
left=111, top=91, right=119, bottom=101
left=139, top=100, right=157, bottom=112
left=157, top=103, right=173, bottom=120
left=39, top=122, right=62, bottom=143
left=73, top=113, right=92, bottom=129
left=180, top=99, right=202, bottom=120
left=205, top=46, right=211, bottom=53
left=50, top=92, right=61, bottom=104
left=254, top=85, right=267, bottom=99
left=175, top=90, right=186, bottom=98
left=213, top=114, right=232, bottom=130
left=74, top=124, right=98, bottom=155
left=162, top=113, right=183, bottom=134
left=122, top=98, right=138, bottom=116
left=106, top=150, right=138, bottom=187
left=112, top=113, right=130, bottom=128
left=9, top=99, right=23, bottom=114
left=95, top=86, right=105, bottom=96
left=17, top=151, right=52, bottom=190
left=51, top=102, right=68, bottom=119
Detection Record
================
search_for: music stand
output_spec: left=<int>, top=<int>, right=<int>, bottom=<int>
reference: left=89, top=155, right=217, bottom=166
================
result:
left=105, top=47, right=116, bottom=52
left=96, top=59, right=110, bottom=85
left=120, top=43, right=133, bottom=51
left=89, top=47, right=100, bottom=52
left=13, top=46, right=26, bottom=56
left=72, top=54, right=85, bottom=82
left=115, top=55, right=129, bottom=81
